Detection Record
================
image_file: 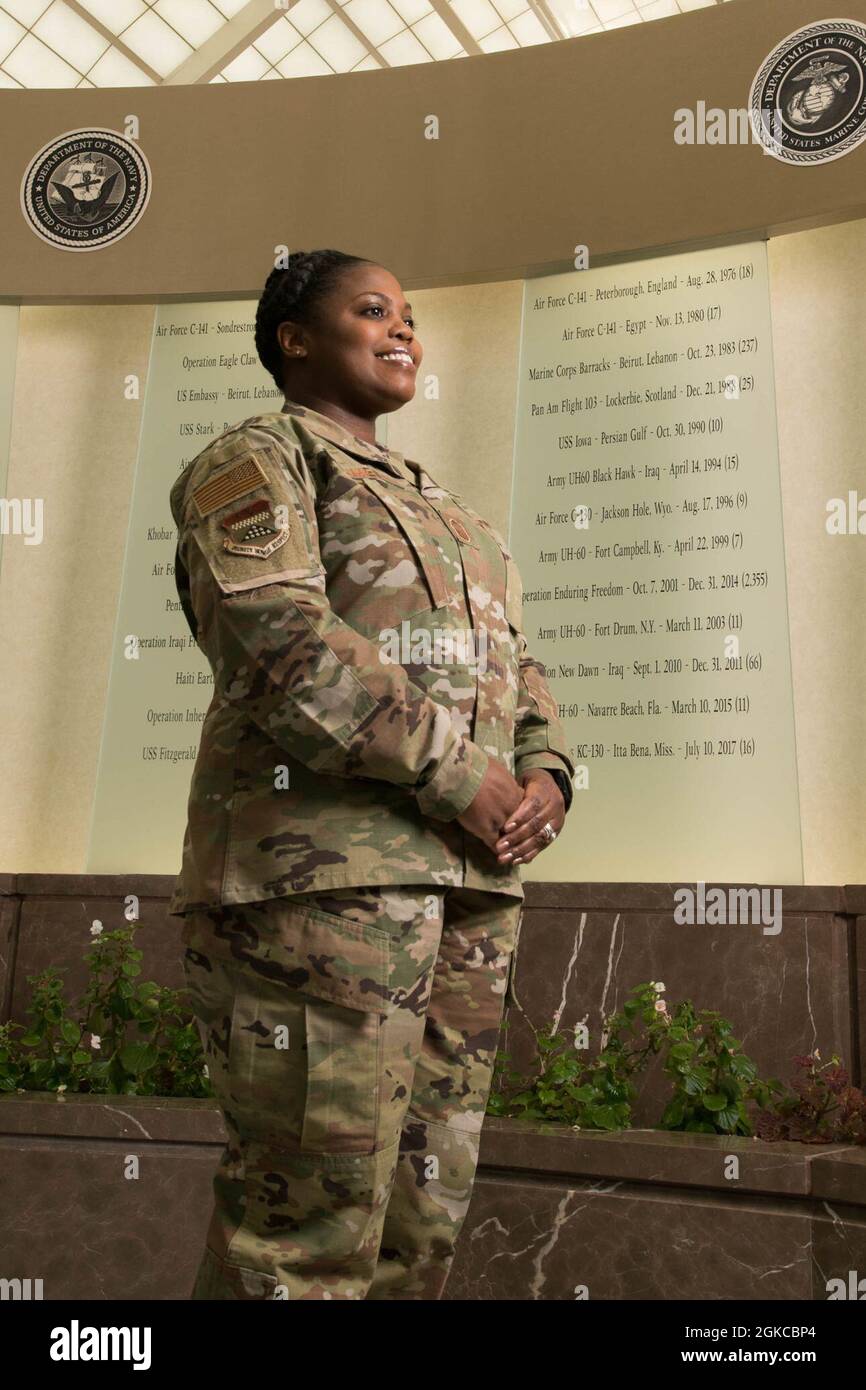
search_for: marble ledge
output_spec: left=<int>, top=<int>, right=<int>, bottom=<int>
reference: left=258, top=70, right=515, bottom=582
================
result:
left=1, top=1097, right=864, bottom=1208
left=0, top=1092, right=225, bottom=1144
left=476, top=1116, right=866, bottom=1201
left=1, top=877, right=864, bottom=915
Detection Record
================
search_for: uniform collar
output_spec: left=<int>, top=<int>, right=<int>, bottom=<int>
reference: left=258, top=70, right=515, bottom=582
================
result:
left=280, top=397, right=411, bottom=480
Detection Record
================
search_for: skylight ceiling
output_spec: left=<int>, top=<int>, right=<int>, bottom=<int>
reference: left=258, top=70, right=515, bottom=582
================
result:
left=0, top=0, right=733, bottom=88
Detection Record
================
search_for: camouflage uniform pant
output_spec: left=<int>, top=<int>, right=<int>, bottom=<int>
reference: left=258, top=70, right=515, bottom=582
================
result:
left=177, top=885, right=524, bottom=1300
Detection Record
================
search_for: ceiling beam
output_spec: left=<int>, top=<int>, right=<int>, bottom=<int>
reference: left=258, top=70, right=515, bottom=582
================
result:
left=320, top=0, right=389, bottom=67
left=427, top=0, right=484, bottom=56
left=528, top=0, right=566, bottom=41
left=163, top=0, right=285, bottom=85
left=64, top=0, right=161, bottom=84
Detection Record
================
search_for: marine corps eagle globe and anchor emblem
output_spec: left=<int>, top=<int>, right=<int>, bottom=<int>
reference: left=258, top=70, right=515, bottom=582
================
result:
left=20, top=128, right=151, bottom=249
left=750, top=19, right=866, bottom=164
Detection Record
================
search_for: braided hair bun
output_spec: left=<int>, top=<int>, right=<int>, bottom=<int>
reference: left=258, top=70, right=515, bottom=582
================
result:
left=255, top=249, right=373, bottom=391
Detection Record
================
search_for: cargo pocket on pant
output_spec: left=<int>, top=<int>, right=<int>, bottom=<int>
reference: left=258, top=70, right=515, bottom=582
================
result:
left=272, top=899, right=396, bottom=1157
left=300, top=997, right=382, bottom=1154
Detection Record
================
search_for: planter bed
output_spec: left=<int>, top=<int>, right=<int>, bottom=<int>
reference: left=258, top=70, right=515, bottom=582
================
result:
left=1, top=1093, right=863, bottom=1300
left=2, top=875, right=864, bottom=1300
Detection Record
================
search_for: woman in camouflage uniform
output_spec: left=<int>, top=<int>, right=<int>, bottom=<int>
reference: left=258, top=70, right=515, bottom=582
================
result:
left=170, top=249, right=574, bottom=1299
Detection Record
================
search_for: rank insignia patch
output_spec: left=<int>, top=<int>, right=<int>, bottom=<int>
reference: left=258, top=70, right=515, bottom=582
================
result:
left=221, top=499, right=291, bottom=558
left=447, top=516, right=472, bottom=544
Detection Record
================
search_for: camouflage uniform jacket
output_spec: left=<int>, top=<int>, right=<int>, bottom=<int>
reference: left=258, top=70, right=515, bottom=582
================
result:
left=167, top=398, right=575, bottom=912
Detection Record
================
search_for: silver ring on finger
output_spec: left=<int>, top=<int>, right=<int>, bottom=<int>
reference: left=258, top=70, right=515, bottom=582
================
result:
left=539, top=821, right=557, bottom=844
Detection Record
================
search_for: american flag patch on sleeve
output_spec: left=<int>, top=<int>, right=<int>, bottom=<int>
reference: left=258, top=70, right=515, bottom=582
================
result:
left=192, top=455, right=269, bottom=519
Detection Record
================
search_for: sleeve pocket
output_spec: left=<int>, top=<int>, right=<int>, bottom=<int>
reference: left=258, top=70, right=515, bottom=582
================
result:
left=189, top=444, right=324, bottom=594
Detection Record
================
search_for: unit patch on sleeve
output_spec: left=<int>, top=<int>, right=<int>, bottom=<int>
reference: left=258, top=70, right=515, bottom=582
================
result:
left=221, top=499, right=292, bottom=558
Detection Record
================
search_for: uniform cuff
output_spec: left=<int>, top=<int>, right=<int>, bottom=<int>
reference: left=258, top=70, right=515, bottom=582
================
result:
left=415, top=737, right=489, bottom=821
left=515, top=755, right=574, bottom=813
left=515, top=752, right=573, bottom=778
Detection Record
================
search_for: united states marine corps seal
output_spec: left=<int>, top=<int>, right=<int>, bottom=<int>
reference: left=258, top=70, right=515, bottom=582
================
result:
left=750, top=20, right=866, bottom=164
left=20, top=128, right=151, bottom=250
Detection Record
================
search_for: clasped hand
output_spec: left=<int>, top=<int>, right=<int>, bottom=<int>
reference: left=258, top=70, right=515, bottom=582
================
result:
left=456, top=763, right=565, bottom=867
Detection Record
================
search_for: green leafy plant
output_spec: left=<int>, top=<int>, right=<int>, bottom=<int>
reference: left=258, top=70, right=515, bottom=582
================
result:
left=489, top=980, right=773, bottom=1136
left=0, top=920, right=212, bottom=1099
left=753, top=1052, right=866, bottom=1144
left=489, top=981, right=673, bottom=1131
left=658, top=999, right=767, bottom=1135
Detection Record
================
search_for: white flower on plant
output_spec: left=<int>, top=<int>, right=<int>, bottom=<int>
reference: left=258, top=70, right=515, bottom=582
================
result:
left=56, top=1083, right=67, bottom=1092
left=90, top=921, right=103, bottom=936
left=90, top=1034, right=101, bottom=1050
left=654, top=1000, right=669, bottom=1016
left=653, top=981, right=666, bottom=994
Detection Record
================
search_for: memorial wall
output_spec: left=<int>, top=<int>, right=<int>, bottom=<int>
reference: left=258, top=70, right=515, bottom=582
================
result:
left=510, top=241, right=801, bottom=881
left=85, top=239, right=804, bottom=883
left=2, top=221, right=865, bottom=884
left=86, top=300, right=284, bottom=873
left=0, top=0, right=864, bottom=886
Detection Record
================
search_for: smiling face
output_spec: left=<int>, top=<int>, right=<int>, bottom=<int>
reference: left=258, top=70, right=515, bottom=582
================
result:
left=276, top=262, right=422, bottom=422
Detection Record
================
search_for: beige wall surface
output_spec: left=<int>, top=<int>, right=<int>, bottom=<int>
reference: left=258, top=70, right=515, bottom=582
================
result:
left=1, top=228, right=864, bottom=883
left=768, top=220, right=866, bottom=885
left=384, top=278, right=523, bottom=540
left=0, top=306, right=19, bottom=572
left=0, top=305, right=154, bottom=873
